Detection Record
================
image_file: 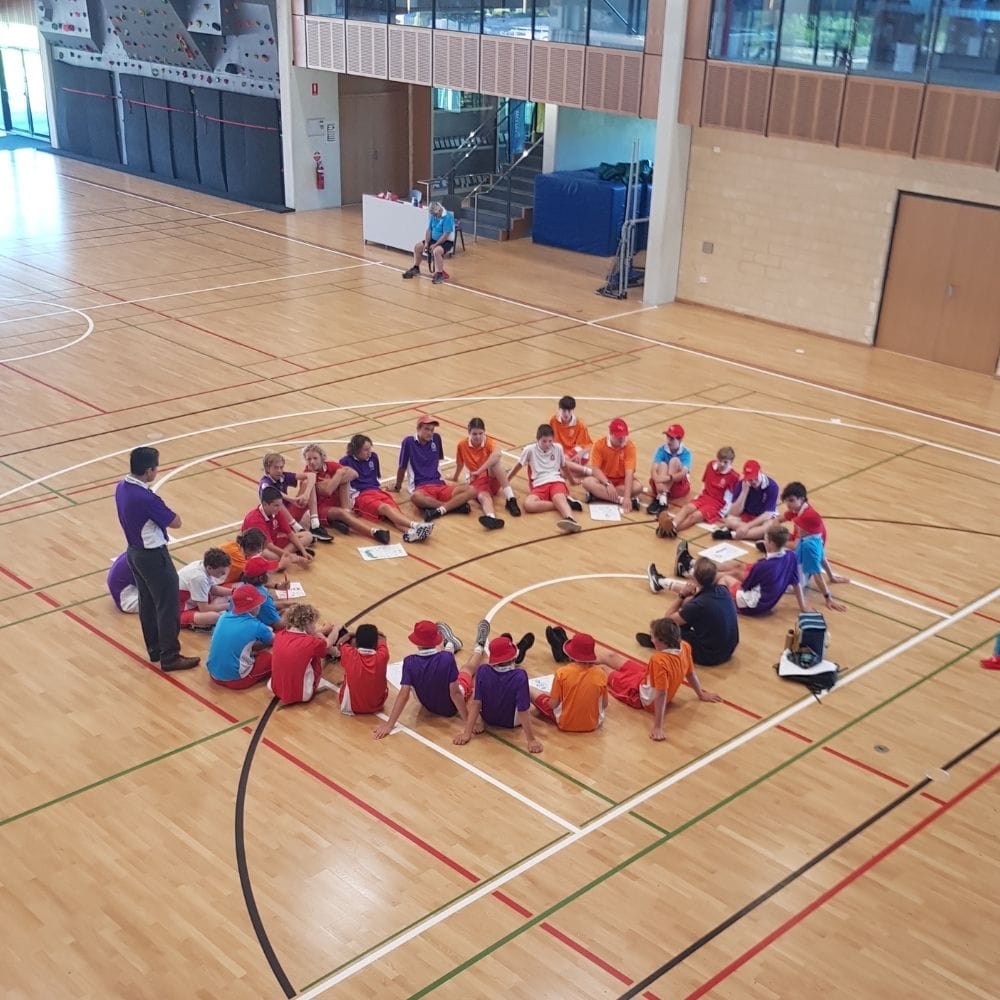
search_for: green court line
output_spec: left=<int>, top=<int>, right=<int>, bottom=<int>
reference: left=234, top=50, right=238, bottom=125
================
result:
left=0, top=717, right=256, bottom=828
left=0, top=591, right=108, bottom=631
left=483, top=730, right=671, bottom=836
left=0, top=457, right=77, bottom=506
left=812, top=444, right=925, bottom=493
left=401, top=635, right=994, bottom=997
left=0, top=566, right=108, bottom=605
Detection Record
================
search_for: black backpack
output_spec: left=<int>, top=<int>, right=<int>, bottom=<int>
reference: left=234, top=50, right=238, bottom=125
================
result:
left=775, top=612, right=838, bottom=696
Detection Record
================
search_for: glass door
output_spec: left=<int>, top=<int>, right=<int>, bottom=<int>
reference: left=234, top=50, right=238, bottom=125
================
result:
left=1, top=46, right=49, bottom=138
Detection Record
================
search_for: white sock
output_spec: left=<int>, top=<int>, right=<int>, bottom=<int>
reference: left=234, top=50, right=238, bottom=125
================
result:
left=445, top=641, right=456, bottom=651
left=503, top=486, right=514, bottom=500
left=437, top=505, right=447, bottom=516
left=658, top=493, right=668, bottom=504
left=410, top=521, right=420, bottom=529
left=310, top=516, right=321, bottom=529
left=292, top=522, right=304, bottom=532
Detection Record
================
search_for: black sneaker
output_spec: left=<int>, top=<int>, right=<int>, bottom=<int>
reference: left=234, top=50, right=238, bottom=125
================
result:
left=631, top=497, right=641, bottom=511
left=712, top=528, right=734, bottom=540
left=423, top=508, right=443, bottom=522
left=312, top=525, right=333, bottom=543
left=583, top=492, right=595, bottom=504
left=647, top=498, right=664, bottom=517
left=453, top=502, right=472, bottom=514
left=675, top=539, right=693, bottom=578
left=304, top=547, right=316, bottom=558
left=635, top=632, right=654, bottom=649
left=329, top=519, right=350, bottom=535
left=372, top=529, right=391, bottom=545
left=505, top=497, right=522, bottom=517
left=647, top=562, right=664, bottom=593
left=755, top=541, right=766, bottom=554
left=567, top=498, right=583, bottom=512
left=515, top=632, right=535, bottom=665
left=545, top=625, right=570, bottom=663
left=479, top=514, right=504, bottom=530
left=403, top=265, right=420, bottom=278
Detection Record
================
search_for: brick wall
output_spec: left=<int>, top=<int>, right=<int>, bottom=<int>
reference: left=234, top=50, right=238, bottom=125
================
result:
left=678, top=127, right=1000, bottom=344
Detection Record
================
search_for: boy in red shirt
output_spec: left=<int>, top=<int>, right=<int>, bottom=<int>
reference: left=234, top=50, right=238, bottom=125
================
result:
left=242, top=486, right=315, bottom=565
left=338, top=623, right=390, bottom=715
left=301, top=443, right=391, bottom=545
left=672, top=446, right=740, bottom=534
left=268, top=604, right=339, bottom=705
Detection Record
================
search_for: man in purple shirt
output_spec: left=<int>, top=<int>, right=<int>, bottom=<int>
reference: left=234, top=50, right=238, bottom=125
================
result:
left=452, top=633, right=543, bottom=753
left=114, top=447, right=199, bottom=671
left=373, top=620, right=468, bottom=738
left=393, top=415, right=476, bottom=521
left=712, top=460, right=780, bottom=541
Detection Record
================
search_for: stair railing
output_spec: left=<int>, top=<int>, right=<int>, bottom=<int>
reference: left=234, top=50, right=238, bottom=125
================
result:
left=470, top=132, right=545, bottom=243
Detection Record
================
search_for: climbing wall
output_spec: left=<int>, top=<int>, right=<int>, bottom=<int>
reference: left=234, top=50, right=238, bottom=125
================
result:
left=39, top=0, right=279, bottom=96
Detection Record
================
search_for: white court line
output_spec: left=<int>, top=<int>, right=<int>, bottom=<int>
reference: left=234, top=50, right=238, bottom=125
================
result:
left=377, top=710, right=580, bottom=834
left=4, top=394, right=998, bottom=507
left=0, top=297, right=95, bottom=362
left=296, top=578, right=1000, bottom=998
left=845, top=578, right=950, bottom=619
left=209, top=209, right=265, bottom=218
left=53, top=171, right=1000, bottom=440
left=0, top=262, right=373, bottom=325
left=588, top=304, right=658, bottom=325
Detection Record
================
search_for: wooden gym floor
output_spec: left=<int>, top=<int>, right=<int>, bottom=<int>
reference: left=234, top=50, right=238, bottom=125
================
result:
left=1, top=146, right=999, bottom=1000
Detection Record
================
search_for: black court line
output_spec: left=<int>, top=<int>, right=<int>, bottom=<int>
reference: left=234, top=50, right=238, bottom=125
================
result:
left=616, top=725, right=1000, bottom=999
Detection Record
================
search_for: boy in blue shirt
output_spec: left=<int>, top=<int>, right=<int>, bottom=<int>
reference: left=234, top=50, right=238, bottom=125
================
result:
left=646, top=424, right=692, bottom=516
left=402, top=202, right=455, bottom=284
left=206, top=584, right=274, bottom=689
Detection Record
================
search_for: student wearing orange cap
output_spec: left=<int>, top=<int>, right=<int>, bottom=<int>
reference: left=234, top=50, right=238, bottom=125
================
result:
left=647, top=424, right=692, bottom=517
left=581, top=417, right=640, bottom=511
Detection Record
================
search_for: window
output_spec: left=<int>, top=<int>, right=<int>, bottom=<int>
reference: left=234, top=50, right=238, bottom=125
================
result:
left=931, top=0, right=1000, bottom=90
left=392, top=0, right=434, bottom=26
left=588, top=0, right=646, bottom=49
left=851, top=0, right=934, bottom=78
left=347, top=0, right=389, bottom=22
left=306, top=0, right=345, bottom=15
left=778, top=0, right=856, bottom=68
left=533, top=0, right=589, bottom=43
left=709, top=0, right=779, bottom=63
left=435, top=0, right=484, bottom=30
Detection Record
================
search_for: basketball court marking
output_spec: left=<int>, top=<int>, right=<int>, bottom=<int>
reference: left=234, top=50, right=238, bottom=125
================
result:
left=52, top=171, right=999, bottom=439
left=3, top=393, right=997, bottom=507
left=293, top=581, right=1000, bottom=997
left=0, top=296, right=95, bottom=362
left=845, top=578, right=950, bottom=619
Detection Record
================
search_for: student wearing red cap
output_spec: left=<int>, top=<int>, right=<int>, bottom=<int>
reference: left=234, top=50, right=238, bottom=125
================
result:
left=241, top=554, right=284, bottom=626
left=176, top=547, right=233, bottom=629
left=269, top=603, right=341, bottom=705
left=581, top=418, right=640, bottom=511
left=205, top=584, right=275, bottom=689
left=647, top=424, right=693, bottom=516
left=373, top=619, right=468, bottom=738
left=530, top=631, right=608, bottom=732
left=453, top=628, right=543, bottom=753
left=711, top=459, right=780, bottom=542
left=394, top=415, right=477, bottom=522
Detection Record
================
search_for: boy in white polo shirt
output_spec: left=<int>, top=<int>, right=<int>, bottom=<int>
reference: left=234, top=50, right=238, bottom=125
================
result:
left=508, top=424, right=590, bottom=534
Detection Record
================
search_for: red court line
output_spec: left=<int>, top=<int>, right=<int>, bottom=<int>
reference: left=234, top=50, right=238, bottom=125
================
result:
left=684, top=760, right=1000, bottom=999
left=2, top=362, right=107, bottom=413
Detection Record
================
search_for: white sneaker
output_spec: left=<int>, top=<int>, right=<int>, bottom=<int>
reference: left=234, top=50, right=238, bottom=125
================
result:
left=436, top=621, right=463, bottom=653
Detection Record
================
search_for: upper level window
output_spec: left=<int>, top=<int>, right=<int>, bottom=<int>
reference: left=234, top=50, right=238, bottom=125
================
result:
left=709, top=0, right=779, bottom=64
left=850, top=0, right=934, bottom=79
left=930, top=0, right=1000, bottom=90
left=346, top=0, right=389, bottom=22
left=306, top=0, right=346, bottom=16
left=778, top=0, right=855, bottom=69
left=589, top=0, right=646, bottom=49
left=534, top=0, right=590, bottom=43
left=435, top=0, right=484, bottom=30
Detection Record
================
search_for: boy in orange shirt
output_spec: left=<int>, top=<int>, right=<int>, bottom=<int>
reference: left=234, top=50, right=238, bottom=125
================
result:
left=563, top=619, right=721, bottom=741
left=581, top=417, right=640, bottom=511
left=453, top=416, right=521, bottom=529
left=548, top=395, right=593, bottom=485
left=530, top=631, right=608, bottom=732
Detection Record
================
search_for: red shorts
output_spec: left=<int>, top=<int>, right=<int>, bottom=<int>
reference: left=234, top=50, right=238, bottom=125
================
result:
left=415, top=482, right=455, bottom=504
left=470, top=473, right=501, bottom=496
left=354, top=489, right=398, bottom=522
left=728, top=581, right=740, bottom=601
left=648, top=477, right=691, bottom=501
left=457, top=669, right=473, bottom=700
left=212, top=650, right=273, bottom=690
left=692, top=495, right=724, bottom=523
left=606, top=475, right=626, bottom=489
left=316, top=495, right=340, bottom=519
left=530, top=481, right=569, bottom=502
left=607, top=660, right=647, bottom=711
left=284, top=499, right=308, bottom=524
left=178, top=590, right=196, bottom=628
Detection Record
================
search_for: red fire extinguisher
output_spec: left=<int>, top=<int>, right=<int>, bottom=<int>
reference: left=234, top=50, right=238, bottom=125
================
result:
left=314, top=152, right=325, bottom=191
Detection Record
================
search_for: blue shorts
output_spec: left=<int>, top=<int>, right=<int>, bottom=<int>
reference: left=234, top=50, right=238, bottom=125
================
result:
left=797, top=534, right=825, bottom=577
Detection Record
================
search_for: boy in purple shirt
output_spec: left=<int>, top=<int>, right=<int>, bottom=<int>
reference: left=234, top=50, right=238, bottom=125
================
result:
left=114, top=446, right=199, bottom=671
left=712, top=460, right=780, bottom=542
left=373, top=620, right=468, bottom=737
left=393, top=414, right=476, bottom=521
left=453, top=631, right=543, bottom=754
left=340, top=434, right=432, bottom=543
left=107, top=552, right=139, bottom=613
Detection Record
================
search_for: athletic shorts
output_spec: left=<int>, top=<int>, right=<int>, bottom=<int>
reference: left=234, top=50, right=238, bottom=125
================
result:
left=470, top=473, right=501, bottom=496
left=530, top=481, right=568, bottom=502
left=728, top=581, right=761, bottom=610
left=212, top=650, right=273, bottom=690
left=692, top=495, right=724, bottom=523
left=283, top=499, right=308, bottom=524
left=607, top=659, right=647, bottom=711
left=354, top=489, right=398, bottom=522
left=178, top=590, right=196, bottom=628
left=415, top=482, right=455, bottom=504
left=797, top=534, right=825, bottom=577
left=740, top=509, right=777, bottom=523
left=648, top=476, right=691, bottom=501
left=457, top=669, right=473, bottom=700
